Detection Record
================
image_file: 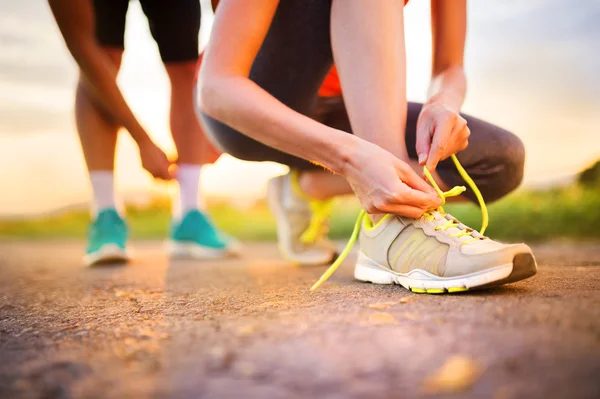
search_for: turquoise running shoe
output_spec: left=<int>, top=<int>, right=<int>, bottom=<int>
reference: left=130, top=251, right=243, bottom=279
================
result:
left=167, top=210, right=241, bottom=259
left=84, top=209, right=130, bottom=266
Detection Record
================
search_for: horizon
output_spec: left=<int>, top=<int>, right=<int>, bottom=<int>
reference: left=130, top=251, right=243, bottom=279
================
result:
left=0, top=0, right=599, bottom=216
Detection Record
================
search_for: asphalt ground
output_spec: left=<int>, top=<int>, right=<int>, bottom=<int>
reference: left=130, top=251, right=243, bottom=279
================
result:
left=1, top=240, right=599, bottom=398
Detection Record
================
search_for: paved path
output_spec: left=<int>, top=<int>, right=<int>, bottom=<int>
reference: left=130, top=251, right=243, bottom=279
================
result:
left=1, top=241, right=599, bottom=399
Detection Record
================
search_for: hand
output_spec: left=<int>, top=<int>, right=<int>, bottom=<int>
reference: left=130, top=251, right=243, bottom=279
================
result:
left=137, top=139, right=175, bottom=180
left=343, top=139, right=442, bottom=218
left=416, top=101, right=470, bottom=171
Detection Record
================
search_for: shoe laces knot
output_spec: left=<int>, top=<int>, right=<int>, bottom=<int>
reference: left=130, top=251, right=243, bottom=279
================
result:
left=421, top=159, right=487, bottom=245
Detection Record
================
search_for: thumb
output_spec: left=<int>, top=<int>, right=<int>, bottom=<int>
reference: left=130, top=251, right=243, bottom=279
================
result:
left=415, top=118, right=432, bottom=165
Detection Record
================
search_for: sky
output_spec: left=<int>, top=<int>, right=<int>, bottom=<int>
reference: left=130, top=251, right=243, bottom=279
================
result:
left=0, top=0, right=599, bottom=216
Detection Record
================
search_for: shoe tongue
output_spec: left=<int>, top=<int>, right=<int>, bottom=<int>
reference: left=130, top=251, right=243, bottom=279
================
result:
left=427, top=211, right=481, bottom=243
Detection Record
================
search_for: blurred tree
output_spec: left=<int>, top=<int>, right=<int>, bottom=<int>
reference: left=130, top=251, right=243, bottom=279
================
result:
left=578, top=160, right=600, bottom=187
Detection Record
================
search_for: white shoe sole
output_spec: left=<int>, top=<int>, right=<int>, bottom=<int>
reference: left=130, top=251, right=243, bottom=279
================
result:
left=223, top=237, right=243, bottom=257
left=354, top=251, right=536, bottom=293
left=83, top=244, right=130, bottom=267
left=267, top=176, right=334, bottom=266
left=167, top=241, right=230, bottom=260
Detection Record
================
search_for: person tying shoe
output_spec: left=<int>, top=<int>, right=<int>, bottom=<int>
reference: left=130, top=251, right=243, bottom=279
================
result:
left=198, top=0, right=536, bottom=292
left=48, top=0, right=238, bottom=265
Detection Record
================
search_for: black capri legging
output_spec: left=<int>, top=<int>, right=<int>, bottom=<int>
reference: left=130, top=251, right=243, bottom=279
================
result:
left=200, top=0, right=525, bottom=203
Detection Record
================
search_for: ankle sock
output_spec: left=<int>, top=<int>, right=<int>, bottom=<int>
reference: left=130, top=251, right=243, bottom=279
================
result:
left=175, top=164, right=204, bottom=219
left=89, top=171, right=120, bottom=217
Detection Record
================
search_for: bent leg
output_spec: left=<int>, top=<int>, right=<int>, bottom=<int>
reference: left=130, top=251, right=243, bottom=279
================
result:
left=310, top=99, right=525, bottom=203
left=199, top=0, right=334, bottom=170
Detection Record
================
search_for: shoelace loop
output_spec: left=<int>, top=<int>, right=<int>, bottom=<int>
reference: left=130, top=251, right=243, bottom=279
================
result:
left=310, top=154, right=488, bottom=291
left=300, top=199, right=333, bottom=244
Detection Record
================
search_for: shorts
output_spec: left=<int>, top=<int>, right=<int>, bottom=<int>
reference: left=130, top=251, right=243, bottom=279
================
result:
left=92, top=0, right=201, bottom=63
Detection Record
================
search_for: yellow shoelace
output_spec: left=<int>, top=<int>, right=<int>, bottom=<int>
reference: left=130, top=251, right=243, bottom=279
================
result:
left=310, top=154, right=488, bottom=291
left=291, top=171, right=334, bottom=244
left=300, top=199, right=333, bottom=244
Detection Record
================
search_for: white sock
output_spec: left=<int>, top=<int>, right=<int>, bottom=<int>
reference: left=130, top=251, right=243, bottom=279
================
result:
left=89, top=171, right=119, bottom=217
left=175, top=164, right=204, bottom=219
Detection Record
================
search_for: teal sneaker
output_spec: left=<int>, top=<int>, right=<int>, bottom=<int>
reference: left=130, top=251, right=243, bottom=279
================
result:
left=84, top=209, right=130, bottom=266
left=167, top=210, right=241, bottom=259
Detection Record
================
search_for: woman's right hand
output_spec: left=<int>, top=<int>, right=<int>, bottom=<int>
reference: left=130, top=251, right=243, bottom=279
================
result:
left=137, top=139, right=175, bottom=181
left=343, top=140, right=442, bottom=218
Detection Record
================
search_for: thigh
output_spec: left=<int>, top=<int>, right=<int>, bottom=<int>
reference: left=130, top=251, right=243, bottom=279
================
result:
left=92, top=0, right=129, bottom=49
left=201, top=0, right=335, bottom=169
left=139, top=0, right=201, bottom=63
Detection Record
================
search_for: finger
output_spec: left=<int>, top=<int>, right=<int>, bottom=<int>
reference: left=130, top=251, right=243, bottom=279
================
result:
left=415, top=114, right=432, bottom=165
left=154, top=171, right=170, bottom=181
left=450, top=115, right=467, bottom=135
left=457, top=125, right=470, bottom=151
left=376, top=203, right=428, bottom=219
left=155, top=164, right=174, bottom=181
left=396, top=162, right=438, bottom=196
left=392, top=185, right=442, bottom=209
left=426, top=119, right=453, bottom=172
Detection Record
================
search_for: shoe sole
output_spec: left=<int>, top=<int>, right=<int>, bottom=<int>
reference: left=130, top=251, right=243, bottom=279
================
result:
left=267, top=176, right=334, bottom=266
left=166, top=240, right=230, bottom=260
left=354, top=251, right=537, bottom=294
left=84, top=244, right=130, bottom=267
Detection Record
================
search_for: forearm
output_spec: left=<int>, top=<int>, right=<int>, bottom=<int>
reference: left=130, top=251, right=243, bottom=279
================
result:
left=200, top=76, right=357, bottom=174
left=73, top=45, right=150, bottom=144
left=426, top=65, right=467, bottom=112
left=330, top=0, right=409, bottom=160
left=429, top=0, right=467, bottom=112
left=49, top=0, right=151, bottom=145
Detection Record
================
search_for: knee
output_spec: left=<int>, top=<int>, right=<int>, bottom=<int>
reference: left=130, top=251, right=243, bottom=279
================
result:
left=198, top=112, right=257, bottom=161
left=484, top=129, right=526, bottom=202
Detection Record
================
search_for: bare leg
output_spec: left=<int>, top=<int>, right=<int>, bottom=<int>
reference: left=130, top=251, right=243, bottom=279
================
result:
left=75, top=48, right=123, bottom=172
left=330, top=0, right=408, bottom=160
left=166, top=61, right=205, bottom=165
left=299, top=1, right=409, bottom=218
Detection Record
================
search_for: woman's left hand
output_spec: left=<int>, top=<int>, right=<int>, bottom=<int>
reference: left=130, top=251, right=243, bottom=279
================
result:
left=415, top=101, right=470, bottom=172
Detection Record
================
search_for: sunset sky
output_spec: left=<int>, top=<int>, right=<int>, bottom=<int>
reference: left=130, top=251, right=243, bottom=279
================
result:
left=0, top=0, right=599, bottom=216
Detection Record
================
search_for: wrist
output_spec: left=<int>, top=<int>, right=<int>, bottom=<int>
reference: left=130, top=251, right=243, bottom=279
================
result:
left=329, top=132, right=360, bottom=177
left=427, top=66, right=466, bottom=111
left=426, top=92, right=462, bottom=113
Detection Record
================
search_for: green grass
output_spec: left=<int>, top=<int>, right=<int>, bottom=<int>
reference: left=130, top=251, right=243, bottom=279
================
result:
left=1, top=185, right=599, bottom=242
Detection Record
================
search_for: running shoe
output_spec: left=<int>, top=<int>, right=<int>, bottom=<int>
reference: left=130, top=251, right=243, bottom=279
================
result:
left=167, top=209, right=240, bottom=259
left=267, top=171, right=337, bottom=266
left=311, top=155, right=537, bottom=293
left=84, top=208, right=130, bottom=266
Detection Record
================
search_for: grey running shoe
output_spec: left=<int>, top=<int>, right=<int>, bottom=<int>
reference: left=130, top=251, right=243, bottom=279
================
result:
left=353, top=210, right=537, bottom=293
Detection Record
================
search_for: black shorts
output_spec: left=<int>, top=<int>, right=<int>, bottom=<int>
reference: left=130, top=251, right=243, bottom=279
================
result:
left=92, top=0, right=200, bottom=63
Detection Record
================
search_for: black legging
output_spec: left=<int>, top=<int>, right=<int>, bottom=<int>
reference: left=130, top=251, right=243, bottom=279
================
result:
left=200, top=0, right=525, bottom=203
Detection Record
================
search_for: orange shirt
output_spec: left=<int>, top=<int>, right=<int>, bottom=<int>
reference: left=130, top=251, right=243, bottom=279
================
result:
left=318, top=65, right=342, bottom=97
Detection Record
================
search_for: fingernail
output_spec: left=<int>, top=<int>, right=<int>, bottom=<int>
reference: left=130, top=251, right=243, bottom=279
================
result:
left=418, top=154, right=427, bottom=164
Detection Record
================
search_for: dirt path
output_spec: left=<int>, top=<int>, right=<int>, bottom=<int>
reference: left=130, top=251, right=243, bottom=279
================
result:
left=1, top=240, right=599, bottom=398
